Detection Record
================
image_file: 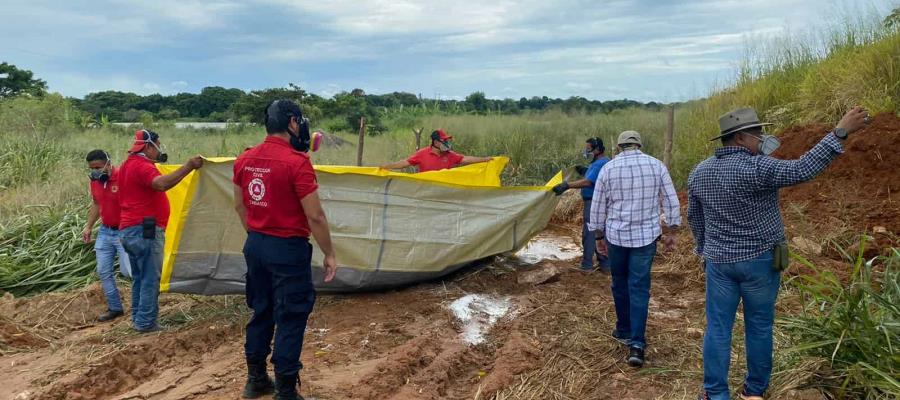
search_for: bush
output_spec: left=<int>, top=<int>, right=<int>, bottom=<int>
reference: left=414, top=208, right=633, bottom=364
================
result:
left=0, top=93, right=77, bottom=137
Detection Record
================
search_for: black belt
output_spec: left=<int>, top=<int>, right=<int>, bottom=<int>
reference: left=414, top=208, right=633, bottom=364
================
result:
left=103, top=224, right=119, bottom=231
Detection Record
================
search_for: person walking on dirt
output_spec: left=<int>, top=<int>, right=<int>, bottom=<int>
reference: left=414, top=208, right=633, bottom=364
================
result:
left=551, top=137, right=611, bottom=271
left=118, top=130, right=203, bottom=333
left=688, top=107, right=869, bottom=400
left=233, top=100, right=337, bottom=400
left=82, top=149, right=132, bottom=322
left=588, top=130, right=681, bottom=368
left=378, top=129, right=493, bottom=172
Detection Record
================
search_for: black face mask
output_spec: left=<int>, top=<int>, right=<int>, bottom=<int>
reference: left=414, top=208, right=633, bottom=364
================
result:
left=148, top=140, right=168, bottom=163
left=89, top=169, right=109, bottom=182
left=288, top=116, right=312, bottom=152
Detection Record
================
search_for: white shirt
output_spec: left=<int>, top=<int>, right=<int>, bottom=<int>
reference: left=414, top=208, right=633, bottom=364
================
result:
left=588, top=149, right=681, bottom=248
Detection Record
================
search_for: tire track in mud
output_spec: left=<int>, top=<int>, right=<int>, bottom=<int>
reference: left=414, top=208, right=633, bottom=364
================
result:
left=34, top=324, right=242, bottom=400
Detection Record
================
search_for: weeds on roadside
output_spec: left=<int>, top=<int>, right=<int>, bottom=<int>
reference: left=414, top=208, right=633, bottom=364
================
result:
left=780, top=242, right=899, bottom=399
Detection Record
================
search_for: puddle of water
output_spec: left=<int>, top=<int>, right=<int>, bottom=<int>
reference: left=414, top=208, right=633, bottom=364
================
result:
left=513, top=233, right=581, bottom=264
left=448, top=294, right=516, bottom=345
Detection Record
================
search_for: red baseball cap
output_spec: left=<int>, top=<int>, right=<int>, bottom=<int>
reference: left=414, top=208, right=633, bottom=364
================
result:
left=432, top=129, right=453, bottom=141
left=128, top=130, right=157, bottom=153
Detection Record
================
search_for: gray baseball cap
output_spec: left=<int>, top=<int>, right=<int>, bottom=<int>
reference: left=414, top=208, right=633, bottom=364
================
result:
left=617, top=130, right=642, bottom=147
left=711, top=107, right=773, bottom=141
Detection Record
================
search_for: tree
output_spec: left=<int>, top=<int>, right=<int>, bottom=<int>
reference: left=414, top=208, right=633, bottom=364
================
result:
left=228, top=85, right=309, bottom=124
left=0, top=62, right=47, bottom=98
left=886, top=7, right=900, bottom=29
left=465, top=91, right=488, bottom=113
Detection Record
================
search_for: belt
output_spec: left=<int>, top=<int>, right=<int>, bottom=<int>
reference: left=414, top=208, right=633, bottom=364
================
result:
left=103, top=224, right=119, bottom=231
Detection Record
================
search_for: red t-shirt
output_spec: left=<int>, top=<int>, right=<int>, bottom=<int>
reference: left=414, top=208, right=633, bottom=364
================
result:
left=233, top=136, right=319, bottom=238
left=406, top=148, right=465, bottom=172
left=89, top=167, right=122, bottom=228
left=118, top=154, right=170, bottom=229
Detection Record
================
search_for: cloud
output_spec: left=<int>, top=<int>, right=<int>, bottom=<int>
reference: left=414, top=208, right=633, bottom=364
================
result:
left=2, top=0, right=889, bottom=100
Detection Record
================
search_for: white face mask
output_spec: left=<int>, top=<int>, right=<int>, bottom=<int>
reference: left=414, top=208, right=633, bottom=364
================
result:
left=750, top=134, right=781, bottom=156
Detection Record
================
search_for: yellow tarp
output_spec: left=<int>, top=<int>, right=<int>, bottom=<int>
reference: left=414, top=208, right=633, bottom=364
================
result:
left=158, top=156, right=561, bottom=294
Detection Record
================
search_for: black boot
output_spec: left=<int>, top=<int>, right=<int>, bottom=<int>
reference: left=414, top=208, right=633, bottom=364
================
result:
left=274, top=373, right=304, bottom=400
left=242, top=361, right=274, bottom=399
left=97, top=309, right=123, bottom=322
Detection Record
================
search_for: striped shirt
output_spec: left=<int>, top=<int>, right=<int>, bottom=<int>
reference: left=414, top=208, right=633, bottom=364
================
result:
left=686, top=133, right=843, bottom=263
left=588, top=149, right=682, bottom=248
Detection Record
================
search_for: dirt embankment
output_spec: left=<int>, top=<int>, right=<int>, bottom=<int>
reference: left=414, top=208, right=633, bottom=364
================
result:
left=774, top=113, right=900, bottom=237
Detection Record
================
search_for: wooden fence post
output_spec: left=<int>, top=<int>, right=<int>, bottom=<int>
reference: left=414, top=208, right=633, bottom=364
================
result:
left=356, top=116, right=366, bottom=166
left=413, top=128, right=423, bottom=150
left=664, top=105, right=675, bottom=168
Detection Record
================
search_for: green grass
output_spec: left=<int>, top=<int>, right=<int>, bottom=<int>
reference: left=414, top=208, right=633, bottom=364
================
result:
left=780, top=245, right=900, bottom=399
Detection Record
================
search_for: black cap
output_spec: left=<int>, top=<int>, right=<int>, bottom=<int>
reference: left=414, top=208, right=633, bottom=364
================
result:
left=265, top=100, right=303, bottom=133
left=266, top=99, right=302, bottom=120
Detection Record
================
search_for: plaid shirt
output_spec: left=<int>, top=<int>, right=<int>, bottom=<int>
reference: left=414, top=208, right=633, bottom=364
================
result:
left=687, top=133, right=844, bottom=263
left=588, top=149, right=681, bottom=248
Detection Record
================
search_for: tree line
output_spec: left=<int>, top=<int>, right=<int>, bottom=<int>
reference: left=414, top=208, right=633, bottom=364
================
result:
left=1, top=62, right=663, bottom=134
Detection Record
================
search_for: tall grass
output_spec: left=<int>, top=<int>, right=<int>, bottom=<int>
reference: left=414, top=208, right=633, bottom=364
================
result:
left=781, top=244, right=899, bottom=398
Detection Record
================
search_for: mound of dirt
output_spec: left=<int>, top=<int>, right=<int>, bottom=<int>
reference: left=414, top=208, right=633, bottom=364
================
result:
left=774, top=113, right=900, bottom=236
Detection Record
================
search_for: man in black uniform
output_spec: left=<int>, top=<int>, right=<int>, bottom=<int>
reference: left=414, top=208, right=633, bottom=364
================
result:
left=233, top=100, right=337, bottom=400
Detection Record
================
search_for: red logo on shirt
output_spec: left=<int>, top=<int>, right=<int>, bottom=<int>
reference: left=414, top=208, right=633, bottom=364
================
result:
left=249, top=178, right=266, bottom=203
left=110, top=184, right=118, bottom=193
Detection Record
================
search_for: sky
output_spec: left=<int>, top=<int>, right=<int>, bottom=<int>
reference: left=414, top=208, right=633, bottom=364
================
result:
left=1, top=0, right=893, bottom=102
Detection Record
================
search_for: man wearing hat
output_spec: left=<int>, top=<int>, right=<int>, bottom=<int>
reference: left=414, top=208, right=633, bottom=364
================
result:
left=551, top=137, right=611, bottom=271
left=588, top=130, right=681, bottom=368
left=688, top=107, right=869, bottom=400
left=118, top=129, right=203, bottom=333
left=233, top=100, right=337, bottom=400
left=379, top=129, right=493, bottom=172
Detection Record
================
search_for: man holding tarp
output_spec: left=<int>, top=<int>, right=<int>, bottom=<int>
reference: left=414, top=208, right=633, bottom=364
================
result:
left=233, top=100, right=337, bottom=400
left=551, top=137, right=610, bottom=271
left=118, top=130, right=203, bottom=333
left=689, top=107, right=869, bottom=400
left=379, top=129, right=493, bottom=172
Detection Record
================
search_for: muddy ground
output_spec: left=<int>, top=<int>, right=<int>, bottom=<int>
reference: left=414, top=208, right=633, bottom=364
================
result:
left=1, top=114, right=897, bottom=400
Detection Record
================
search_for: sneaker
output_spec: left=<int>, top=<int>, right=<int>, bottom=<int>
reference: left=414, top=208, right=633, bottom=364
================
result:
left=697, top=392, right=710, bottom=400
left=97, top=309, right=124, bottom=322
left=626, top=346, right=644, bottom=368
left=611, top=330, right=630, bottom=345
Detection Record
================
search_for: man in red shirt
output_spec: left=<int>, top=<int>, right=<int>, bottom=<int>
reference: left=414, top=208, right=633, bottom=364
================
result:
left=233, top=100, right=337, bottom=400
left=118, top=129, right=202, bottom=333
left=81, top=150, right=131, bottom=322
left=379, top=129, right=493, bottom=172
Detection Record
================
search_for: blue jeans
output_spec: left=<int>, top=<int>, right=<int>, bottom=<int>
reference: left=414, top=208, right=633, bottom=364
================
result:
left=120, top=225, right=165, bottom=331
left=607, top=240, right=657, bottom=349
left=243, top=231, right=316, bottom=376
left=703, top=251, right=780, bottom=399
left=94, top=226, right=130, bottom=312
left=581, top=200, right=609, bottom=269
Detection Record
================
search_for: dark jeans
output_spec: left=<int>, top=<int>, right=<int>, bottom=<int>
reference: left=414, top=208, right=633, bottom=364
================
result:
left=120, top=225, right=165, bottom=330
left=703, top=251, right=780, bottom=399
left=581, top=199, right=608, bottom=269
left=607, top=240, right=657, bottom=349
left=243, top=231, right=317, bottom=376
